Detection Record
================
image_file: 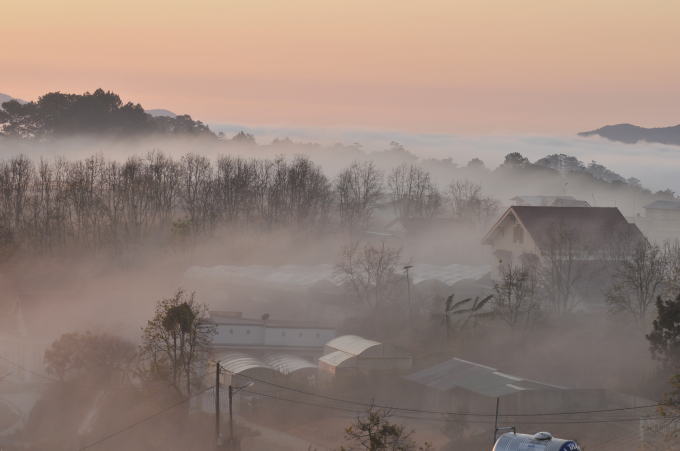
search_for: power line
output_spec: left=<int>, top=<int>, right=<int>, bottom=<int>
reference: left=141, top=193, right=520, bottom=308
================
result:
left=76, top=386, right=210, bottom=451
left=0, top=356, right=144, bottom=391
left=234, top=372, right=664, bottom=419
left=0, top=356, right=214, bottom=392
left=241, top=389, right=664, bottom=426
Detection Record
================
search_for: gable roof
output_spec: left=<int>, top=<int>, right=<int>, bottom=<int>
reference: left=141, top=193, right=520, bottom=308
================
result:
left=482, top=206, right=641, bottom=248
left=643, top=200, right=680, bottom=211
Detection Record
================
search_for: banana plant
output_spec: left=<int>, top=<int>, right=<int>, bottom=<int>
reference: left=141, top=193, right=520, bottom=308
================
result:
left=442, top=293, right=493, bottom=338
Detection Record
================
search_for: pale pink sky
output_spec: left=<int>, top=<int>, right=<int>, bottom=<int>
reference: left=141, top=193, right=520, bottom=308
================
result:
left=2, top=0, right=679, bottom=134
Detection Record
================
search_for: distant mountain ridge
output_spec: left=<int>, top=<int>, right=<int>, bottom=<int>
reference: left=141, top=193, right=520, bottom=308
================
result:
left=579, top=123, right=680, bottom=146
left=0, top=93, right=28, bottom=107
left=146, top=109, right=177, bottom=118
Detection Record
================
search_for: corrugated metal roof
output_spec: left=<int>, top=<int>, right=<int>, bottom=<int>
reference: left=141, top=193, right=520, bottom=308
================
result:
left=318, top=350, right=355, bottom=367
left=213, top=352, right=273, bottom=374
left=404, top=358, right=566, bottom=397
left=324, top=335, right=381, bottom=356
left=644, top=200, right=680, bottom=211
left=262, top=354, right=317, bottom=374
left=409, top=263, right=491, bottom=286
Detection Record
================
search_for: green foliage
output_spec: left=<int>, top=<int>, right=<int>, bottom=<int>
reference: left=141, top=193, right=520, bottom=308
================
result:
left=43, top=331, right=136, bottom=383
left=441, top=293, right=493, bottom=338
left=0, top=89, right=215, bottom=139
left=647, top=293, right=680, bottom=365
left=163, top=217, right=193, bottom=252
left=499, top=152, right=531, bottom=170
left=140, top=288, right=216, bottom=396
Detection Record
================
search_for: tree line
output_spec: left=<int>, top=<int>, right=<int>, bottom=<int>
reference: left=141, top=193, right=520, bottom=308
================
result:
left=0, top=89, right=214, bottom=139
left=0, top=153, right=500, bottom=261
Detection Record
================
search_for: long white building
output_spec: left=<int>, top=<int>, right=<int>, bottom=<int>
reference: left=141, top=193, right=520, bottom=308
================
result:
left=209, top=311, right=335, bottom=362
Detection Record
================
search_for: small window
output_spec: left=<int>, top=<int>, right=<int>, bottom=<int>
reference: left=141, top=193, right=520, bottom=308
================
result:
left=230, top=329, right=233, bottom=334
left=513, top=225, right=524, bottom=244
left=247, top=330, right=250, bottom=334
left=282, top=332, right=285, bottom=337
left=299, top=332, right=303, bottom=337
left=316, top=333, right=320, bottom=338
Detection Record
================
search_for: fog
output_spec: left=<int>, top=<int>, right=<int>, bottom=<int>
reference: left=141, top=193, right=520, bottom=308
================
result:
left=0, top=132, right=676, bottom=451
left=210, top=123, right=680, bottom=194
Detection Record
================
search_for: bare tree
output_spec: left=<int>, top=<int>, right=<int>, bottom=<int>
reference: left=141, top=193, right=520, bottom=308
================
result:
left=492, top=260, right=545, bottom=331
left=387, top=164, right=442, bottom=218
left=334, top=241, right=406, bottom=316
left=528, top=223, right=598, bottom=318
left=604, top=236, right=668, bottom=329
left=178, top=153, right=217, bottom=240
left=447, top=179, right=502, bottom=230
left=335, top=161, right=385, bottom=238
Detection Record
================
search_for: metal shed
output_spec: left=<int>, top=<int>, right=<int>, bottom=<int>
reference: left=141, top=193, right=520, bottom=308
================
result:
left=404, top=358, right=565, bottom=398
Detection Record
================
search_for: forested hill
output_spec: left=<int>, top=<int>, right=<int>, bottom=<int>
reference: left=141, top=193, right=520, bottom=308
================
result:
left=578, top=123, right=680, bottom=146
left=0, top=89, right=215, bottom=140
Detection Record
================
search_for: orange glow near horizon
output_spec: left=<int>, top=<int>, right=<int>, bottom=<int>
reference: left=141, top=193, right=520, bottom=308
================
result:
left=2, top=0, right=679, bottom=134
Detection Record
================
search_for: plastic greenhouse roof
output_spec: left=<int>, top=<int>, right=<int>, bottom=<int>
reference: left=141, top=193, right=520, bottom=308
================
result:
left=213, top=352, right=274, bottom=374
left=324, top=335, right=381, bottom=356
left=262, top=354, right=317, bottom=374
left=185, top=263, right=490, bottom=291
left=318, top=350, right=355, bottom=367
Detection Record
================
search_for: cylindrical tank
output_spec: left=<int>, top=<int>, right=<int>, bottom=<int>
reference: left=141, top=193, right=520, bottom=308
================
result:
left=493, top=432, right=581, bottom=451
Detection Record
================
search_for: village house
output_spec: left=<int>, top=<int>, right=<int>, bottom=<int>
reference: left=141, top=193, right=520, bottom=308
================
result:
left=481, top=206, right=640, bottom=265
left=643, top=199, right=680, bottom=221
left=481, top=206, right=643, bottom=311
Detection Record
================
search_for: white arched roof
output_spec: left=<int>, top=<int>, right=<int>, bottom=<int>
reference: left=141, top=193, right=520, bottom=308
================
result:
left=214, top=352, right=274, bottom=374
left=262, top=354, right=317, bottom=374
left=324, top=335, right=381, bottom=356
left=186, top=263, right=490, bottom=293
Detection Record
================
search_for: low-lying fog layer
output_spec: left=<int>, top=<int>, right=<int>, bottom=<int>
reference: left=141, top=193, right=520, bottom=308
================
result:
left=0, top=132, right=676, bottom=451
left=210, top=123, right=680, bottom=194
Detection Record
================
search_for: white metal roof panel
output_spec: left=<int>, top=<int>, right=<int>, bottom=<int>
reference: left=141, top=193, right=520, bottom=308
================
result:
left=262, top=354, right=317, bottom=374
left=324, top=335, right=381, bottom=356
left=319, top=350, right=356, bottom=367
left=214, top=352, right=273, bottom=374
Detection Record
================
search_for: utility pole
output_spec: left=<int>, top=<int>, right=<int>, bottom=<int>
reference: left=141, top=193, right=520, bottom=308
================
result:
left=229, top=385, right=234, bottom=448
left=215, top=362, right=221, bottom=449
left=404, top=265, right=414, bottom=331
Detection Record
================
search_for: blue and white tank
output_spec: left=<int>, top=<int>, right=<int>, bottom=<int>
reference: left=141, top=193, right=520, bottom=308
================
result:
left=493, top=432, right=580, bottom=451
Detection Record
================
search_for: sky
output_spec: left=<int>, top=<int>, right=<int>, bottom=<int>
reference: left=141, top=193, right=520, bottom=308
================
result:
left=2, top=0, right=680, bottom=134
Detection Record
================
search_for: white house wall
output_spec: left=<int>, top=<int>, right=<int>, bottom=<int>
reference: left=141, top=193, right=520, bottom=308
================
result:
left=489, top=217, right=538, bottom=260
left=264, top=327, right=335, bottom=348
left=214, top=325, right=265, bottom=346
